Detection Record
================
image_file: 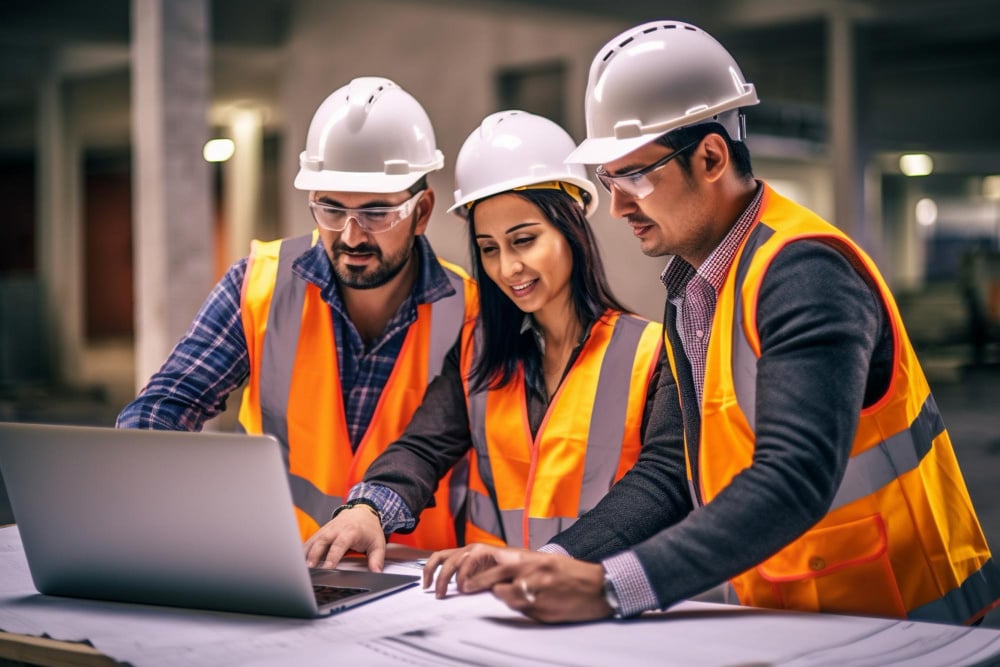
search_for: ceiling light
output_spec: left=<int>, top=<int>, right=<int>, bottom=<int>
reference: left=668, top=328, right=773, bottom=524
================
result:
left=983, top=175, right=1000, bottom=201
left=899, top=154, right=933, bottom=177
left=915, top=198, right=937, bottom=226
left=203, top=138, right=235, bottom=163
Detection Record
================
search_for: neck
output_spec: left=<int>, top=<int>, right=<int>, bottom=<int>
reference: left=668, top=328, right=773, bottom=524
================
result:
left=534, top=298, right=583, bottom=352
left=535, top=298, right=585, bottom=398
left=341, top=250, right=419, bottom=345
left=688, top=176, right=757, bottom=269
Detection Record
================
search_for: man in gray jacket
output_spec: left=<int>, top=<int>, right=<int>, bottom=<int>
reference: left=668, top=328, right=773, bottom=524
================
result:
left=422, top=19, right=1000, bottom=626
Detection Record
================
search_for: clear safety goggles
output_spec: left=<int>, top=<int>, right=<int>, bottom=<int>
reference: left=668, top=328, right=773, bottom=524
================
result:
left=594, top=139, right=700, bottom=200
left=308, top=190, right=424, bottom=234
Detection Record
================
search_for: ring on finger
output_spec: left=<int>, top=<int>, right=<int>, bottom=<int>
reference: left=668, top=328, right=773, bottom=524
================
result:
left=519, top=579, right=536, bottom=604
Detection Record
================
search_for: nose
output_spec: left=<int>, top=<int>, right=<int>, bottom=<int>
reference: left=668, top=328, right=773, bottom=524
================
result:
left=607, top=184, right=637, bottom=220
left=339, top=215, right=369, bottom=245
left=499, top=251, right=523, bottom=281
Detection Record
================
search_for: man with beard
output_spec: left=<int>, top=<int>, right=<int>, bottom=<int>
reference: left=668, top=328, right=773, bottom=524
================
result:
left=117, top=77, right=478, bottom=549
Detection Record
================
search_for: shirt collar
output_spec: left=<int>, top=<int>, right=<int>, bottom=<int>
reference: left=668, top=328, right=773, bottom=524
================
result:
left=660, top=181, right=764, bottom=295
left=291, top=234, right=456, bottom=312
left=519, top=310, right=598, bottom=354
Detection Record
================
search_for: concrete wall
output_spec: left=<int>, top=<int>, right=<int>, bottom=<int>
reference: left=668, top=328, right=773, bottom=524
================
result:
left=276, top=0, right=678, bottom=320
left=271, top=0, right=842, bottom=322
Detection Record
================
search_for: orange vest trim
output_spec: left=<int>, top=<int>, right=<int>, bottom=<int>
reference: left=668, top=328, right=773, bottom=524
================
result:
left=462, top=310, right=661, bottom=549
left=664, top=183, right=1000, bottom=624
left=238, top=233, right=478, bottom=547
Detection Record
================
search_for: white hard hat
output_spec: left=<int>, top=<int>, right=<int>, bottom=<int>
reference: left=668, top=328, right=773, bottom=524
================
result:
left=294, top=77, right=444, bottom=193
left=450, top=110, right=598, bottom=218
left=566, top=20, right=759, bottom=165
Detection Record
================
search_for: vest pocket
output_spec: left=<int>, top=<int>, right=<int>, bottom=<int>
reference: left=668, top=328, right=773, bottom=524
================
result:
left=753, top=513, right=906, bottom=617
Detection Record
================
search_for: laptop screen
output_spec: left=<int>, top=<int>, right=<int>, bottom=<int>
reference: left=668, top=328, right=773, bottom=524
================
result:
left=0, top=422, right=417, bottom=617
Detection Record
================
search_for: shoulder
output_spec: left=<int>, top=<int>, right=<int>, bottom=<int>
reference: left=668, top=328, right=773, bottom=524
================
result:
left=764, top=238, right=876, bottom=296
left=757, top=239, right=883, bottom=339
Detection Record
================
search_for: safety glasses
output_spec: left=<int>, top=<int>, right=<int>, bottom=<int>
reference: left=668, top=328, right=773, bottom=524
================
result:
left=308, top=190, right=424, bottom=234
left=594, top=139, right=700, bottom=200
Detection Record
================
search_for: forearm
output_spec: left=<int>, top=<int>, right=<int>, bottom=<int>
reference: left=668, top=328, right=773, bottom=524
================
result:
left=361, top=344, right=474, bottom=519
left=116, top=261, right=250, bottom=431
left=548, top=358, right=691, bottom=561
left=630, top=241, right=880, bottom=610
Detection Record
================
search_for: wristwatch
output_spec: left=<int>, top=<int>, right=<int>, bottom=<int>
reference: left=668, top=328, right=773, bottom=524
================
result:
left=603, top=572, right=623, bottom=618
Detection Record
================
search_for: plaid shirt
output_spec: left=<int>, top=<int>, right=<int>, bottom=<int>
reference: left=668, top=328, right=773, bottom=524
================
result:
left=117, top=235, right=456, bottom=453
left=661, top=184, right=763, bottom=409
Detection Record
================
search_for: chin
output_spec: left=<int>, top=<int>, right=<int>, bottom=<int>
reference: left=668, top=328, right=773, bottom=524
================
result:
left=637, top=242, right=661, bottom=258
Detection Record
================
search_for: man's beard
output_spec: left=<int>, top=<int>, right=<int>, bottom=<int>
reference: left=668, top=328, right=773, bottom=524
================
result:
left=332, top=238, right=415, bottom=289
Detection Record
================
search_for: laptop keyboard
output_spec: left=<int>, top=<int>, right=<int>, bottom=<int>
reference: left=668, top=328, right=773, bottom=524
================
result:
left=313, top=585, right=369, bottom=605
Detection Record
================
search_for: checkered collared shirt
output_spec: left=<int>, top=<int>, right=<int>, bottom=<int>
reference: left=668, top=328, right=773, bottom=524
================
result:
left=536, top=182, right=766, bottom=618
left=660, top=183, right=763, bottom=410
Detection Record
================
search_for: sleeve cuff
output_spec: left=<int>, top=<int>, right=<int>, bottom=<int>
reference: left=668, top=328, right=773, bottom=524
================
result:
left=601, top=551, right=660, bottom=618
left=538, top=543, right=570, bottom=555
left=348, top=483, right=416, bottom=534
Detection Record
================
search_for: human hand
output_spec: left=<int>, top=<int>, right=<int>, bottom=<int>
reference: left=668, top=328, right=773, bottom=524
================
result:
left=303, top=505, right=386, bottom=571
left=424, top=544, right=614, bottom=623
left=422, top=542, right=527, bottom=598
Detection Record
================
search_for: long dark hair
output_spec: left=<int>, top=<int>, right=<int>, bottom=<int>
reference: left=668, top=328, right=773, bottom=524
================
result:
left=466, top=188, right=627, bottom=393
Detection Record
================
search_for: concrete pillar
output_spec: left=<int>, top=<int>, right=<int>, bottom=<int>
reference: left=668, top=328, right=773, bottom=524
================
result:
left=130, top=0, right=214, bottom=390
left=224, top=107, right=263, bottom=266
left=827, top=11, right=870, bottom=257
left=36, top=68, right=84, bottom=386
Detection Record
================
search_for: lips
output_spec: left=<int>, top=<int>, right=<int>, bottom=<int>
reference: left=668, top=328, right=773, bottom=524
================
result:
left=509, top=279, right=538, bottom=297
left=628, top=218, right=655, bottom=237
left=334, top=244, right=380, bottom=264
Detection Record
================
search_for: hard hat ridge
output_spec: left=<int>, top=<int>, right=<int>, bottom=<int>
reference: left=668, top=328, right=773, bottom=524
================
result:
left=450, top=110, right=599, bottom=218
left=294, top=76, right=444, bottom=193
left=567, top=20, right=760, bottom=165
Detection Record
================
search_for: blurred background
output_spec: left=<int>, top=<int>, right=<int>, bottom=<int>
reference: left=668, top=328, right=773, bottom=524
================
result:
left=1, top=0, right=999, bottom=618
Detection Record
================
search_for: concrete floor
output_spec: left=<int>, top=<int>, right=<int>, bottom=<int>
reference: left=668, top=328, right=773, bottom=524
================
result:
left=1, top=351, right=999, bottom=626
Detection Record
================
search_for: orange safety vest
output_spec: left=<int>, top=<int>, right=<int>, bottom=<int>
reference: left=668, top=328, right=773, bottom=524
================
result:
left=460, top=310, right=662, bottom=550
left=664, top=183, right=1000, bottom=624
left=238, top=232, right=479, bottom=547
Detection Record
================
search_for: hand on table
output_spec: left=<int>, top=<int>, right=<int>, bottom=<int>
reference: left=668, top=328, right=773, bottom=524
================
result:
left=422, top=543, right=614, bottom=623
left=303, top=505, right=386, bottom=571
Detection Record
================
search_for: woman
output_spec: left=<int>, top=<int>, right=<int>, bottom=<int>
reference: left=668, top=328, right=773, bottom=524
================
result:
left=304, top=111, right=663, bottom=569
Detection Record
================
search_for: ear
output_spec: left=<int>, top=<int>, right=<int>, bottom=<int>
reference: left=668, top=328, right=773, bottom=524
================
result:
left=413, top=188, right=435, bottom=235
left=698, top=133, right=730, bottom=184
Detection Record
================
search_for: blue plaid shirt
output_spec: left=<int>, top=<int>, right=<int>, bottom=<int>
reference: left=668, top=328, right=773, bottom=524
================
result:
left=117, top=235, right=456, bottom=453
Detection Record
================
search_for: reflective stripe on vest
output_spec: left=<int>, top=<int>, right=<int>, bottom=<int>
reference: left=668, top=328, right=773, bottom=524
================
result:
left=467, top=313, right=654, bottom=549
left=829, top=395, right=941, bottom=511
left=257, top=235, right=468, bottom=531
left=712, top=184, right=1000, bottom=624
left=909, top=558, right=1000, bottom=624
left=730, top=227, right=945, bottom=515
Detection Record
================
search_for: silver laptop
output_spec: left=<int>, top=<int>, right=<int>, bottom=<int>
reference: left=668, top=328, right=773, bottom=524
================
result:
left=0, top=421, right=418, bottom=618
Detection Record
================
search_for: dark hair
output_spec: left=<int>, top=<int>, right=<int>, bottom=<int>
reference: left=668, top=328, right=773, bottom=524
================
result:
left=407, top=175, right=429, bottom=195
left=656, top=121, right=753, bottom=179
left=466, top=188, right=627, bottom=392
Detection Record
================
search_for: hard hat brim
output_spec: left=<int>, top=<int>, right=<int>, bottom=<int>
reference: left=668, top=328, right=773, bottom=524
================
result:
left=293, top=168, right=428, bottom=194
left=448, top=174, right=598, bottom=218
left=565, top=134, right=658, bottom=167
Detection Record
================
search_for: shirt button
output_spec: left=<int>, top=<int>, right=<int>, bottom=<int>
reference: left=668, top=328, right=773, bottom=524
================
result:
left=696, top=330, right=704, bottom=338
left=809, top=556, right=826, bottom=571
